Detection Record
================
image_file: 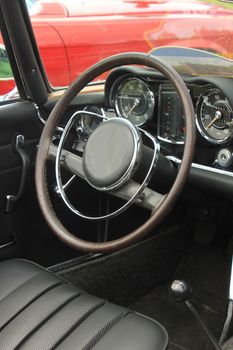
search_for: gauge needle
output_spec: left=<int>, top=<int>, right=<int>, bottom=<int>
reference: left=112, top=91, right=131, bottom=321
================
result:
left=205, top=102, right=219, bottom=110
left=127, top=98, right=140, bottom=117
left=206, top=111, right=222, bottom=129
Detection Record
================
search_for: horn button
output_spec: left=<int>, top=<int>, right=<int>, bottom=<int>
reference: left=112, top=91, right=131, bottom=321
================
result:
left=83, top=118, right=142, bottom=191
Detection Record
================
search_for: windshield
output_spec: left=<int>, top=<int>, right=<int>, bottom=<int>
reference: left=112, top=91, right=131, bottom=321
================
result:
left=25, top=0, right=39, bottom=15
left=150, top=46, right=233, bottom=77
left=30, top=0, right=233, bottom=87
left=1, top=0, right=233, bottom=100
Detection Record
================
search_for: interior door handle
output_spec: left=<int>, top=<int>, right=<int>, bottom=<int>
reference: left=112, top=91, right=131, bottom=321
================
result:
left=5, top=135, right=30, bottom=213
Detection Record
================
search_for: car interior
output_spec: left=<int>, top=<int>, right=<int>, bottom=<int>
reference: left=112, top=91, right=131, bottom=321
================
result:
left=1, top=1, right=233, bottom=350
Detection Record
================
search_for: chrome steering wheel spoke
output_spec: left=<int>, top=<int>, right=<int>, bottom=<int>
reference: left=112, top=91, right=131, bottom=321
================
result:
left=113, top=180, right=165, bottom=211
left=49, top=143, right=165, bottom=213
left=48, top=110, right=162, bottom=219
left=49, top=144, right=84, bottom=179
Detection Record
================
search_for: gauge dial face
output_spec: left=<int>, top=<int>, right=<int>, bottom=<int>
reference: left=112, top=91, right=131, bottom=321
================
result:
left=115, top=78, right=155, bottom=126
left=196, top=88, right=233, bottom=144
left=80, top=106, right=104, bottom=134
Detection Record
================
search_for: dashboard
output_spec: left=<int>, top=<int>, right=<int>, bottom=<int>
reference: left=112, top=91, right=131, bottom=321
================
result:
left=103, top=66, right=233, bottom=178
left=105, top=68, right=233, bottom=145
left=48, top=63, right=233, bottom=198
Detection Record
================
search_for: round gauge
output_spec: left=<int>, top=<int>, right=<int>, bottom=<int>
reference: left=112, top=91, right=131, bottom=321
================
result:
left=196, top=88, right=233, bottom=144
left=115, top=78, right=155, bottom=126
left=80, top=105, right=104, bottom=134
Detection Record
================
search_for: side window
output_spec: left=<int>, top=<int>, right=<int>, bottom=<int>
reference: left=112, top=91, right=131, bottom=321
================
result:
left=0, top=0, right=38, bottom=103
left=0, top=44, right=17, bottom=102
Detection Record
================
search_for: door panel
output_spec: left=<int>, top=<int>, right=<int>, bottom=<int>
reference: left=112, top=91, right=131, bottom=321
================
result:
left=0, top=100, right=88, bottom=266
left=0, top=101, right=42, bottom=260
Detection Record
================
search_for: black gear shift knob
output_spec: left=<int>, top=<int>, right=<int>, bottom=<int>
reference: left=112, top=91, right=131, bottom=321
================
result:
left=169, top=280, right=192, bottom=302
left=169, top=280, right=222, bottom=349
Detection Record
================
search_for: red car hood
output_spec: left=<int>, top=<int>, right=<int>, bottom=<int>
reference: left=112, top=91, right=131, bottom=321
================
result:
left=31, top=0, right=233, bottom=17
left=30, top=0, right=68, bottom=17
left=56, top=0, right=232, bottom=17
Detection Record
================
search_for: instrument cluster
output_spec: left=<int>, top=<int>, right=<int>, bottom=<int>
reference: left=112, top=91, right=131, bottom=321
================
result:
left=108, top=75, right=233, bottom=146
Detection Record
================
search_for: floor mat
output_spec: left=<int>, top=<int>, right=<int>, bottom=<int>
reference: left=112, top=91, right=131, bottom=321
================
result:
left=57, top=225, right=189, bottom=306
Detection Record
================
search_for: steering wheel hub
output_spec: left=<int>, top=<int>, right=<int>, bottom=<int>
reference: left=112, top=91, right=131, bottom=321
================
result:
left=83, top=118, right=142, bottom=191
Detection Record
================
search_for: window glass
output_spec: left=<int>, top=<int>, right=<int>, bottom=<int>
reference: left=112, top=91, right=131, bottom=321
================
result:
left=2, top=0, right=233, bottom=99
left=0, top=43, right=17, bottom=101
left=26, top=0, right=40, bottom=15
left=29, top=0, right=233, bottom=88
left=0, top=0, right=38, bottom=101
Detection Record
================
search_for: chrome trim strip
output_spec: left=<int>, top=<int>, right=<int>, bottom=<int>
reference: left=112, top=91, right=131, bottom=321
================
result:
left=0, top=238, right=16, bottom=250
left=34, top=103, right=46, bottom=125
left=157, top=135, right=184, bottom=145
left=219, top=300, right=233, bottom=345
left=219, top=257, right=233, bottom=344
left=34, top=103, right=64, bottom=133
left=49, top=253, right=102, bottom=272
left=167, top=155, right=233, bottom=178
left=229, top=256, right=233, bottom=301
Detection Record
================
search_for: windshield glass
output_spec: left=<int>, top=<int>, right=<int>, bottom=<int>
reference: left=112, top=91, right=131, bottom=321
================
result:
left=30, top=0, right=233, bottom=87
left=1, top=0, right=233, bottom=101
left=25, top=0, right=40, bottom=15
left=150, top=46, right=233, bottom=77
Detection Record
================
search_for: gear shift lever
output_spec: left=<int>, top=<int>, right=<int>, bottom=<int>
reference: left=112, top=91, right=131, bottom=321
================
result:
left=169, top=280, right=222, bottom=350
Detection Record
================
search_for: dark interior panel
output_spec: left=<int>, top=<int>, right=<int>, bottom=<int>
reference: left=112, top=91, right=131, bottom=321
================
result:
left=0, top=100, right=80, bottom=265
left=0, top=101, right=41, bottom=258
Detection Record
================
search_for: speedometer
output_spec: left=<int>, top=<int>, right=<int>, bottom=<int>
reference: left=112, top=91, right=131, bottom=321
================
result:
left=115, top=78, right=155, bottom=126
left=196, top=88, right=233, bottom=144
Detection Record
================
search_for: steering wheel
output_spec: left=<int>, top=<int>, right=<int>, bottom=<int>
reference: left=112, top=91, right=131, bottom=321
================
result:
left=35, top=52, right=196, bottom=253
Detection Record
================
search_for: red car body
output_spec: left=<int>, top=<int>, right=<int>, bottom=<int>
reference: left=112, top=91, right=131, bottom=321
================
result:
left=1, top=0, right=233, bottom=94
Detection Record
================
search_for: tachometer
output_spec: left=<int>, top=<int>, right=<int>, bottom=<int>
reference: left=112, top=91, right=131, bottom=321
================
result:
left=115, top=78, right=155, bottom=126
left=196, top=88, right=233, bottom=144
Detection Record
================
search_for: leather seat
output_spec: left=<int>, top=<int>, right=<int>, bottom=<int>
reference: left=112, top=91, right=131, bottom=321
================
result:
left=0, top=259, right=168, bottom=350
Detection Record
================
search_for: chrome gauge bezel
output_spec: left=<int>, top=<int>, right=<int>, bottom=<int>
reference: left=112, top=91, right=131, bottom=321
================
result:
left=114, top=77, right=155, bottom=127
left=80, top=105, right=105, bottom=134
left=195, top=88, right=233, bottom=145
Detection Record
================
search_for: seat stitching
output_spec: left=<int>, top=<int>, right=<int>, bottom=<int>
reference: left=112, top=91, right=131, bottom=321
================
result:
left=0, top=271, right=43, bottom=304
left=51, top=300, right=107, bottom=350
left=14, top=292, right=83, bottom=350
left=0, top=280, right=63, bottom=332
left=0, top=270, right=62, bottom=304
left=81, top=311, right=131, bottom=350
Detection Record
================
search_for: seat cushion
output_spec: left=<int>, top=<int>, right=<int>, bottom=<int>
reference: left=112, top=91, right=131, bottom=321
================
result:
left=0, top=259, right=168, bottom=350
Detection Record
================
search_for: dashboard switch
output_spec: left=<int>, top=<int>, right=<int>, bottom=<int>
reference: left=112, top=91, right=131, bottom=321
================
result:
left=216, top=149, right=233, bottom=168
